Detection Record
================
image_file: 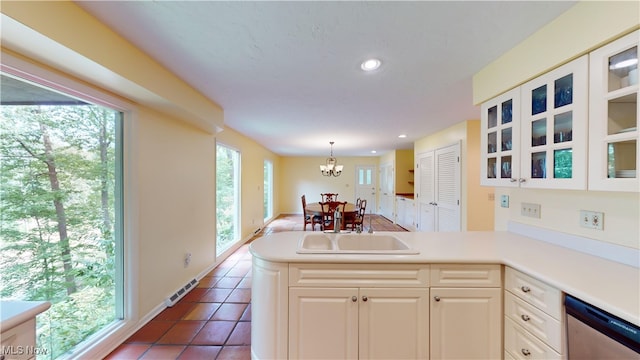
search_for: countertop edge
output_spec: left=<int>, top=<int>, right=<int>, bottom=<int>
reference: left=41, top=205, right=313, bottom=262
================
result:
left=1, top=300, right=51, bottom=331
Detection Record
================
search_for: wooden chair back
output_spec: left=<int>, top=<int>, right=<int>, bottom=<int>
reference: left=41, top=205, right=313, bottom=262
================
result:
left=319, top=201, right=347, bottom=231
left=320, top=193, right=339, bottom=202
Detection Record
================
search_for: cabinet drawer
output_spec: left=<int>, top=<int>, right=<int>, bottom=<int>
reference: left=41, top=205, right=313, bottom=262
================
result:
left=1, top=318, right=36, bottom=349
left=505, top=317, right=561, bottom=360
left=505, top=267, right=562, bottom=319
left=289, top=263, right=429, bottom=287
left=505, top=291, right=562, bottom=352
left=430, top=264, right=501, bottom=287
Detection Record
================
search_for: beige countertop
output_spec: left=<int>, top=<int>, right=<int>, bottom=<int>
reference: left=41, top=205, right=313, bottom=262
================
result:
left=249, top=230, right=640, bottom=326
left=0, top=300, right=51, bottom=330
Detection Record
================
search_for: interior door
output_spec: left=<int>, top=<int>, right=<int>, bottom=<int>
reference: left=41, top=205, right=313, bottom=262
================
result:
left=435, top=143, right=461, bottom=232
left=355, top=165, right=376, bottom=214
left=379, top=162, right=395, bottom=219
left=417, top=151, right=435, bottom=232
left=416, top=142, right=461, bottom=232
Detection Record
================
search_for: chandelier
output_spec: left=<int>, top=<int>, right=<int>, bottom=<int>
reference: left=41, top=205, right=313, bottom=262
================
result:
left=320, top=141, right=343, bottom=177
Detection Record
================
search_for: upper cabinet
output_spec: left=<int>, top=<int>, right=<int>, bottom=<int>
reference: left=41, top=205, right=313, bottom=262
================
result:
left=520, top=56, right=589, bottom=190
left=481, top=88, right=521, bottom=187
left=481, top=30, right=640, bottom=192
left=481, top=56, right=588, bottom=190
left=588, top=30, right=639, bottom=192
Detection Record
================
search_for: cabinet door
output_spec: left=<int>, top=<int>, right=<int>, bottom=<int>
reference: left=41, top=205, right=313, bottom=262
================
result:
left=481, top=87, right=521, bottom=186
left=289, top=287, right=359, bottom=359
left=430, top=287, right=502, bottom=360
left=359, top=288, right=429, bottom=360
left=589, top=30, right=639, bottom=192
left=520, top=55, right=589, bottom=189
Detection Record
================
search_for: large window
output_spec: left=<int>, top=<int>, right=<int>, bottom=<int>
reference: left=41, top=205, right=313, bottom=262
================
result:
left=216, top=143, right=240, bottom=254
left=0, top=73, right=124, bottom=359
left=264, top=160, right=273, bottom=222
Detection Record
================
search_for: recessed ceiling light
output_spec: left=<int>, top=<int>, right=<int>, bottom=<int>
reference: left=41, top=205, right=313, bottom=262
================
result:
left=361, top=58, right=381, bottom=71
left=398, top=134, right=407, bottom=138
left=371, top=150, right=377, bottom=154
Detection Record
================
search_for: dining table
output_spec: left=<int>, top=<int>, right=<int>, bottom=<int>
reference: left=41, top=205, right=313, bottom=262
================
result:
left=305, top=202, right=359, bottom=230
left=304, top=202, right=358, bottom=218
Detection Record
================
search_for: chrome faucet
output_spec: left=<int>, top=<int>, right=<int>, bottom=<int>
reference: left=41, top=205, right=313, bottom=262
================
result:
left=333, top=209, right=341, bottom=233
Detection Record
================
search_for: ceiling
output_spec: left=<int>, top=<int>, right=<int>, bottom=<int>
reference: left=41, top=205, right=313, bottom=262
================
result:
left=76, top=1, right=576, bottom=157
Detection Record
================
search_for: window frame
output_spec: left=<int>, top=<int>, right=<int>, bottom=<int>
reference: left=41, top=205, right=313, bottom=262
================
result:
left=215, top=140, right=241, bottom=256
left=1, top=50, right=139, bottom=359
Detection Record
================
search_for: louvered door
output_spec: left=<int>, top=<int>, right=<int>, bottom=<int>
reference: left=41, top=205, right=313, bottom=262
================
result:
left=417, top=142, right=460, bottom=232
left=435, top=143, right=461, bottom=231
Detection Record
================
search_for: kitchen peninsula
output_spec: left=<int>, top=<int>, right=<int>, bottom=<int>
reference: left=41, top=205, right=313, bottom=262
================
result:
left=249, top=230, right=639, bottom=359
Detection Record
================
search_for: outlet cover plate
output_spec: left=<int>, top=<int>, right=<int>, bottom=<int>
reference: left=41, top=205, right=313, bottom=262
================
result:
left=521, top=202, right=541, bottom=218
left=580, top=210, right=604, bottom=230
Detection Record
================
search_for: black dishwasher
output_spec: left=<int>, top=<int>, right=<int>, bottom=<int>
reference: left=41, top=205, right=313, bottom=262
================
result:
left=565, top=294, right=640, bottom=359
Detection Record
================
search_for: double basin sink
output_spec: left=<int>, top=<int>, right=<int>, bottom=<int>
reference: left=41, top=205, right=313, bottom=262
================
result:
left=296, top=232, right=419, bottom=255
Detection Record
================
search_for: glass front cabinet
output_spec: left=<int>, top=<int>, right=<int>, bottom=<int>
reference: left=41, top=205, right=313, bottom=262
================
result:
left=481, top=56, right=588, bottom=190
left=520, top=55, right=589, bottom=190
left=481, top=88, right=520, bottom=187
left=588, top=30, right=639, bottom=192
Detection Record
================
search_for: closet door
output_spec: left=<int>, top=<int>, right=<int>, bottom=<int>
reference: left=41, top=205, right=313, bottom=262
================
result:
left=417, top=151, right=435, bottom=231
left=435, top=143, right=461, bottom=232
left=416, top=142, right=460, bottom=232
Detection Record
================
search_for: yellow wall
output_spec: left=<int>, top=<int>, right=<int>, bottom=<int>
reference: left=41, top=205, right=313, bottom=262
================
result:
left=278, top=156, right=379, bottom=213
left=0, top=1, right=265, bottom=323
left=395, top=149, right=415, bottom=194
left=216, top=126, right=280, bottom=237
left=414, top=120, right=494, bottom=231
left=473, top=1, right=640, bottom=104
left=474, top=1, right=640, bottom=248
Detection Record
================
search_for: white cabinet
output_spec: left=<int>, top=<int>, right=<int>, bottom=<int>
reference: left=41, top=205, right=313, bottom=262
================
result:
left=588, top=30, right=639, bottom=192
left=288, top=263, right=429, bottom=359
left=0, top=301, right=51, bottom=360
left=481, top=87, right=521, bottom=187
left=481, top=56, right=589, bottom=190
left=289, top=287, right=429, bottom=360
left=416, top=142, right=461, bottom=232
left=430, top=264, right=503, bottom=360
left=521, top=55, right=589, bottom=190
left=395, top=196, right=415, bottom=231
left=504, top=267, right=564, bottom=359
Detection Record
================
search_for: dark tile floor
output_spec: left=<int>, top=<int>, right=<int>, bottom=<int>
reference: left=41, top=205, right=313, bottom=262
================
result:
left=105, top=214, right=405, bottom=359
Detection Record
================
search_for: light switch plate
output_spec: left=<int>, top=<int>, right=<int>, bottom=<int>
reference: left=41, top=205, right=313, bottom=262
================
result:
left=500, top=195, right=509, bottom=208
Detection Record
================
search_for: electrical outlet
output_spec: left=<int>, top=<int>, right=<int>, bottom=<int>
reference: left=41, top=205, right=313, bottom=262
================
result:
left=184, top=252, right=192, bottom=267
left=521, top=202, right=541, bottom=218
left=580, top=210, right=604, bottom=230
left=500, top=195, right=509, bottom=208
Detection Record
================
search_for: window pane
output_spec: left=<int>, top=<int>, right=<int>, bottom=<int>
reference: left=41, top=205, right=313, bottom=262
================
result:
left=0, top=74, right=123, bottom=359
left=216, top=144, right=240, bottom=254
left=264, top=160, right=273, bottom=221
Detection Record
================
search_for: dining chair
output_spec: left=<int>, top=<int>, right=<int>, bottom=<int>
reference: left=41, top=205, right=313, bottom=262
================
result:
left=320, top=193, right=339, bottom=202
left=319, top=201, right=347, bottom=231
left=347, top=199, right=368, bottom=231
left=302, top=195, right=322, bottom=231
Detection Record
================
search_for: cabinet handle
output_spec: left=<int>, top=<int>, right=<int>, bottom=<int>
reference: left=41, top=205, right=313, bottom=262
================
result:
left=521, top=349, right=531, bottom=356
left=519, top=178, right=527, bottom=183
left=352, top=296, right=357, bottom=302
left=362, top=295, right=368, bottom=302
left=510, top=178, right=517, bottom=183
left=521, top=314, right=531, bottom=321
left=434, top=296, right=441, bottom=302
left=521, top=286, right=531, bottom=293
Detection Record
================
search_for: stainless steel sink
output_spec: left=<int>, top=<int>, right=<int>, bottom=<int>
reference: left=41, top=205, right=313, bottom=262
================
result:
left=297, top=233, right=418, bottom=254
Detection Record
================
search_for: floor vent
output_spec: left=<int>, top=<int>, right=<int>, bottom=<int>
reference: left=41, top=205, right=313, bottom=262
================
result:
left=165, top=278, right=198, bottom=307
